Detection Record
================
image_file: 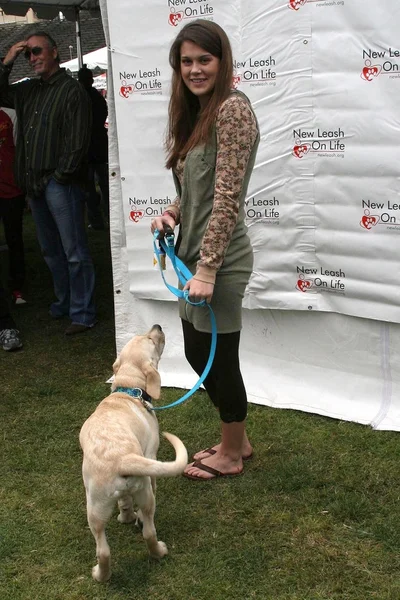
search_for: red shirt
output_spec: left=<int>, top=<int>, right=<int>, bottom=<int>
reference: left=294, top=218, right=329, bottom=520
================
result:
left=0, top=108, right=22, bottom=198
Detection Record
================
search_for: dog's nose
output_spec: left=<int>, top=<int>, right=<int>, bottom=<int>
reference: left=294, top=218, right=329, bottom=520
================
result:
left=152, top=324, right=162, bottom=331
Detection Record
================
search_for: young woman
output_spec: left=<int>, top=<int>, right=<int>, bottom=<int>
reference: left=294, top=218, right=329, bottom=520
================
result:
left=151, top=20, right=259, bottom=480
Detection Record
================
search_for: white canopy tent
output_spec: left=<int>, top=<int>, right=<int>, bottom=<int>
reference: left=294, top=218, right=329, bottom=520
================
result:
left=0, top=0, right=98, bottom=19
left=60, top=46, right=107, bottom=72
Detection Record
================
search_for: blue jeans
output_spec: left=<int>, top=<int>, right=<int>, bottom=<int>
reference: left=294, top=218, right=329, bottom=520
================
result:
left=30, top=179, right=96, bottom=326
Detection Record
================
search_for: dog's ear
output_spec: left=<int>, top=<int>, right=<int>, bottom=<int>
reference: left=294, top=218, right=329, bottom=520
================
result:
left=143, top=361, right=161, bottom=399
left=113, top=355, right=121, bottom=375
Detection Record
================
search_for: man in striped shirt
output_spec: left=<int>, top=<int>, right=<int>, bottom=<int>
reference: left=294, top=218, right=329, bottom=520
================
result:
left=0, top=32, right=97, bottom=335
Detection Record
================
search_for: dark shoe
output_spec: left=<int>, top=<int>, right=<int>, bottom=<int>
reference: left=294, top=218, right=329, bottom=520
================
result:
left=0, top=328, right=23, bottom=351
left=65, top=321, right=97, bottom=336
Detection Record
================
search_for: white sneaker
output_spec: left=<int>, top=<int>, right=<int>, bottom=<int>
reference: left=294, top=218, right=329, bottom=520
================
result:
left=0, top=328, right=23, bottom=351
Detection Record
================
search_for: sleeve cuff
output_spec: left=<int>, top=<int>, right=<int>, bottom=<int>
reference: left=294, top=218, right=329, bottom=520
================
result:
left=194, top=264, right=217, bottom=285
left=0, top=62, right=12, bottom=73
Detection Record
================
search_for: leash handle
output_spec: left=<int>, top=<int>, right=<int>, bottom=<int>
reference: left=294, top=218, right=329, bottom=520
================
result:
left=154, top=233, right=199, bottom=295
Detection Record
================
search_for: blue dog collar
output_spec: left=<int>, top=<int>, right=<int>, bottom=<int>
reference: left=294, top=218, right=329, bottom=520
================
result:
left=113, top=386, right=153, bottom=412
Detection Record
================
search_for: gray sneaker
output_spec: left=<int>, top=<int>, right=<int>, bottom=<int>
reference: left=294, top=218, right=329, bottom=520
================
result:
left=0, top=328, right=23, bottom=351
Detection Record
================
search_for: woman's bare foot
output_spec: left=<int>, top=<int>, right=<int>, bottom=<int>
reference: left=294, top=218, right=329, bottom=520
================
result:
left=184, top=451, right=244, bottom=480
left=193, top=442, right=253, bottom=462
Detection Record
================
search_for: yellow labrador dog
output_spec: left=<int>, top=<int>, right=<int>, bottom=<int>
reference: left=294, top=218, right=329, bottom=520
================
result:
left=79, top=324, right=188, bottom=583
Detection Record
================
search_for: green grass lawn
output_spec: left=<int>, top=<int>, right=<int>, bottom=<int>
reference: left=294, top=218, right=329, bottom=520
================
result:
left=1, top=214, right=400, bottom=600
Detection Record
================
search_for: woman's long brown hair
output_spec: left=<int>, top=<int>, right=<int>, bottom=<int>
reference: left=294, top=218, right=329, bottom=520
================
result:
left=165, top=20, right=233, bottom=170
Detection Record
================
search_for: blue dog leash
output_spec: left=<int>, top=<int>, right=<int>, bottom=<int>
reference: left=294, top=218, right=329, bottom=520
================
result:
left=151, top=226, right=217, bottom=411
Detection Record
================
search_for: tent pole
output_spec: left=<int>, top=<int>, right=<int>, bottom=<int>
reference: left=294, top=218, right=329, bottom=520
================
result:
left=75, top=7, right=83, bottom=68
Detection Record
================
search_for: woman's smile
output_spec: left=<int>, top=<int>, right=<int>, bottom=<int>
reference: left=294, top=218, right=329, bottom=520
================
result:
left=180, top=40, right=220, bottom=106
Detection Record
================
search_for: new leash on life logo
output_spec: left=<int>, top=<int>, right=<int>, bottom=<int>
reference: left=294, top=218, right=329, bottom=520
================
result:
left=152, top=225, right=217, bottom=410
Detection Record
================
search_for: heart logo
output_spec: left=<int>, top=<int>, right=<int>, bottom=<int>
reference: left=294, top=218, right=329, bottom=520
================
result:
left=168, top=11, right=183, bottom=26
left=288, top=0, right=307, bottom=10
left=296, top=278, right=313, bottom=292
left=129, top=210, right=144, bottom=223
left=232, top=75, right=241, bottom=89
left=361, top=64, right=381, bottom=82
left=360, top=214, right=379, bottom=230
left=293, top=144, right=310, bottom=159
left=119, top=84, right=134, bottom=99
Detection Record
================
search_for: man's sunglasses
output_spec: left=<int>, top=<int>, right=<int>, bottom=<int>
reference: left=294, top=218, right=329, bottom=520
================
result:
left=24, top=46, right=42, bottom=60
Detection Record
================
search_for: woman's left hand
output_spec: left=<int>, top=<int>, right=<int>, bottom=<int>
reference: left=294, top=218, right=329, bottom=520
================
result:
left=183, top=278, right=214, bottom=304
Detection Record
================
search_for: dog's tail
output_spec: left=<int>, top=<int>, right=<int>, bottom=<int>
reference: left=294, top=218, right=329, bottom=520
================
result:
left=118, top=432, right=188, bottom=478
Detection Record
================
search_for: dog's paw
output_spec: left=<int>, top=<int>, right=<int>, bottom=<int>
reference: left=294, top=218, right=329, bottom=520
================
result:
left=117, top=509, right=137, bottom=524
left=92, top=565, right=111, bottom=583
left=151, top=540, right=168, bottom=559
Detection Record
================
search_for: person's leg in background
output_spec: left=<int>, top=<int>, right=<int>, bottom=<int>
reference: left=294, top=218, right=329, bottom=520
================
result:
left=86, top=164, right=105, bottom=230
left=43, top=178, right=96, bottom=332
left=0, top=262, right=22, bottom=351
left=0, top=194, right=26, bottom=303
left=29, top=191, right=71, bottom=319
left=94, top=163, right=110, bottom=225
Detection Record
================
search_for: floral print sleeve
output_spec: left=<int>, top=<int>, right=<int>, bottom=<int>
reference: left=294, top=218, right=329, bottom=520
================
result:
left=197, top=95, right=258, bottom=277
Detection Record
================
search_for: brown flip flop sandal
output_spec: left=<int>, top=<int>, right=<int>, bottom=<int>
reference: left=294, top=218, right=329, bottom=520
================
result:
left=192, top=448, right=254, bottom=461
left=183, top=460, right=244, bottom=481
left=192, top=447, right=217, bottom=460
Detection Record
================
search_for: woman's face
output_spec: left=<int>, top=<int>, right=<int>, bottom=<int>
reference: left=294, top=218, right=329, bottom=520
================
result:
left=180, top=40, right=220, bottom=107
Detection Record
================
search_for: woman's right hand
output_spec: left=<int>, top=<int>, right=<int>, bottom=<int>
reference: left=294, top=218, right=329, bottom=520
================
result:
left=151, top=214, right=176, bottom=239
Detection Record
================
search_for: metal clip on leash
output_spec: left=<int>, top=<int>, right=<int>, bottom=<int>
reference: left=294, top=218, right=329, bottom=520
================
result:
left=152, top=225, right=217, bottom=411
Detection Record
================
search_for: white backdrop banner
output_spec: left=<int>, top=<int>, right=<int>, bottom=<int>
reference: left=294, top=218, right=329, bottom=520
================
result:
left=107, top=0, right=400, bottom=323
left=101, top=0, right=400, bottom=431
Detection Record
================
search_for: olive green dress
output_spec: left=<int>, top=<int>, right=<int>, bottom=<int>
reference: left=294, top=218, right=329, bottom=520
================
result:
left=170, top=91, right=260, bottom=333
